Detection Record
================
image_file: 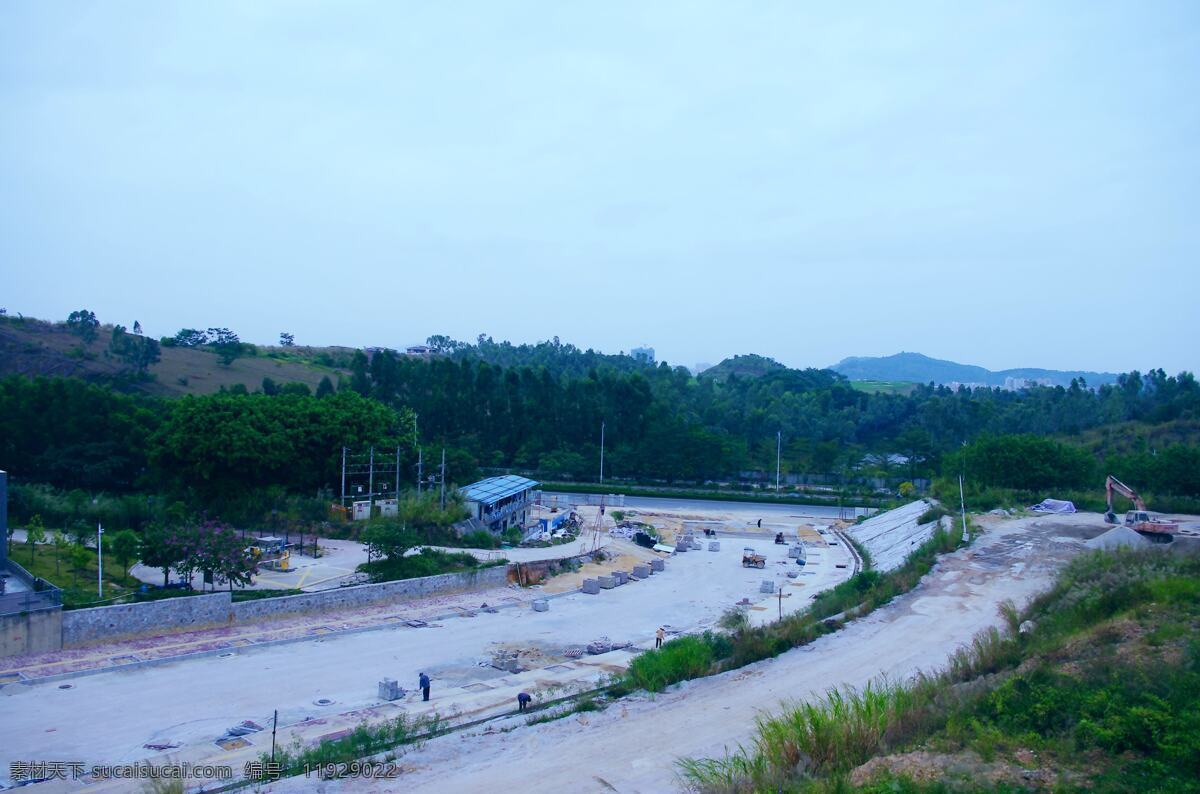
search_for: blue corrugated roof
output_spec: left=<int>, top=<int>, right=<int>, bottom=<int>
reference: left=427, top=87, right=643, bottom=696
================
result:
left=460, top=475, right=539, bottom=505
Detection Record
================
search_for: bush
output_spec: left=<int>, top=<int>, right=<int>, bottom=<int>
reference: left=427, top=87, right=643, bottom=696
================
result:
left=624, top=634, right=719, bottom=692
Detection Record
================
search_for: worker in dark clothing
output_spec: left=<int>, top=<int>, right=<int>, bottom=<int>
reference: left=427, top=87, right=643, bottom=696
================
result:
left=419, top=672, right=431, bottom=702
left=517, top=691, right=532, bottom=712
left=757, top=518, right=762, bottom=528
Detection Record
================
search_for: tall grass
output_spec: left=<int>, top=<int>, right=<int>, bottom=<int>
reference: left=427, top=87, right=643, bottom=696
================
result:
left=680, top=547, right=1200, bottom=792
left=626, top=634, right=721, bottom=692
left=265, top=712, right=443, bottom=780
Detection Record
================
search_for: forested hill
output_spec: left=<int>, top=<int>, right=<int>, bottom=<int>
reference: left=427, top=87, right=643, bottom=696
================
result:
left=2, top=311, right=1198, bottom=511
left=832, top=352, right=1119, bottom=387
left=429, top=334, right=650, bottom=379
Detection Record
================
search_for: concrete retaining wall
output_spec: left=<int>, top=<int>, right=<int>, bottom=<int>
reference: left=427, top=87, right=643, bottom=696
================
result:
left=1, top=607, right=63, bottom=657
left=60, top=565, right=510, bottom=649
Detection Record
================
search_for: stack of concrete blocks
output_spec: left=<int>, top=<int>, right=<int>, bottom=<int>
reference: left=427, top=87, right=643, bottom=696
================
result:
left=598, top=575, right=616, bottom=590
left=760, top=580, right=775, bottom=594
left=650, top=559, right=665, bottom=573
left=378, top=678, right=402, bottom=701
left=581, top=578, right=601, bottom=595
left=675, top=540, right=689, bottom=552
left=788, top=545, right=804, bottom=559
left=631, top=564, right=651, bottom=580
left=612, top=570, right=628, bottom=586
left=708, top=541, right=720, bottom=551
left=532, top=598, right=550, bottom=612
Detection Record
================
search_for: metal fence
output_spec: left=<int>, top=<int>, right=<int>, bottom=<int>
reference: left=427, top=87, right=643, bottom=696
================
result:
left=0, top=559, right=63, bottom=615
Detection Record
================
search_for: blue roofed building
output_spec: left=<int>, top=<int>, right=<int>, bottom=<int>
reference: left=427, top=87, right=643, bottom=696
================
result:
left=459, top=475, right=539, bottom=533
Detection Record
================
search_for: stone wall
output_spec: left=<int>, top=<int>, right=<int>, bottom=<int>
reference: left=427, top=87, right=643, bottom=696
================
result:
left=62, top=592, right=232, bottom=647
left=231, top=565, right=508, bottom=621
left=58, top=565, right=510, bottom=649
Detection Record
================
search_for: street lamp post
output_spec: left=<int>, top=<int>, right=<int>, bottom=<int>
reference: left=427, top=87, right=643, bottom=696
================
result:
left=97, top=522, right=104, bottom=598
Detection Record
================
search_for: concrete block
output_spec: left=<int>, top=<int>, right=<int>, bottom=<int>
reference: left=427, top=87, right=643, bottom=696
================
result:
left=378, top=678, right=402, bottom=701
left=598, top=575, right=616, bottom=589
left=581, top=579, right=601, bottom=595
left=788, top=544, right=804, bottom=559
left=612, top=571, right=628, bottom=585
left=650, top=559, right=665, bottom=572
left=631, top=564, right=651, bottom=579
left=759, top=580, right=775, bottom=594
left=675, top=542, right=689, bottom=553
left=532, top=599, right=550, bottom=612
left=708, top=541, right=720, bottom=551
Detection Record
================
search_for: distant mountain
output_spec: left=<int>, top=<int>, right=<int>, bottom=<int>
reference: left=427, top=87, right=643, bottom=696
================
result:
left=830, top=352, right=1119, bottom=388
left=698, top=354, right=787, bottom=382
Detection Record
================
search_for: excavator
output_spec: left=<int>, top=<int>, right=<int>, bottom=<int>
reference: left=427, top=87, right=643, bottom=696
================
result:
left=1104, top=475, right=1177, bottom=543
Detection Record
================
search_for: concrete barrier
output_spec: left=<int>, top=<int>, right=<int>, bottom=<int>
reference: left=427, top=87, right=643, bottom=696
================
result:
left=708, top=541, right=720, bottom=551
left=612, top=571, right=628, bottom=586
left=532, top=599, right=549, bottom=612
left=631, top=564, right=651, bottom=579
left=650, top=559, right=665, bottom=572
left=598, top=575, right=616, bottom=590
left=581, top=579, right=601, bottom=595
left=759, top=580, right=775, bottom=594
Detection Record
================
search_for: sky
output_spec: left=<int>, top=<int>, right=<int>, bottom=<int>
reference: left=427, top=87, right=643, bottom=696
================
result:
left=2, top=1, right=1198, bottom=375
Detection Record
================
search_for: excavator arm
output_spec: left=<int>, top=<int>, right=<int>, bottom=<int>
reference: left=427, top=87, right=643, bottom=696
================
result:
left=1105, top=475, right=1146, bottom=522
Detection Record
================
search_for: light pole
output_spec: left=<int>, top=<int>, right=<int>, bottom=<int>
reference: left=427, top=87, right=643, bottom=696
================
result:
left=599, top=421, right=606, bottom=485
left=97, top=522, right=104, bottom=598
left=775, top=431, right=782, bottom=493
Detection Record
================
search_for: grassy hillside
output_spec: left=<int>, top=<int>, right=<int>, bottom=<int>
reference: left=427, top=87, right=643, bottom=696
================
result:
left=832, top=351, right=1118, bottom=388
left=848, top=380, right=916, bottom=395
left=0, top=315, right=347, bottom=396
left=681, top=547, right=1200, bottom=792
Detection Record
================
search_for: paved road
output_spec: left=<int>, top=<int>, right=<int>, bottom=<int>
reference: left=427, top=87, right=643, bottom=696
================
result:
left=544, top=491, right=872, bottom=519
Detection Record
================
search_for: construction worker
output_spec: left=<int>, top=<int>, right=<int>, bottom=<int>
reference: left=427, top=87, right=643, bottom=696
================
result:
left=517, top=692, right=532, bottom=712
left=655, top=626, right=665, bottom=649
left=419, top=672, right=431, bottom=702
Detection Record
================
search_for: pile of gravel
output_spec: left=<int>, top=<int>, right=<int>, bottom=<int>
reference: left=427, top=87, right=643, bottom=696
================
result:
left=1086, top=525, right=1150, bottom=550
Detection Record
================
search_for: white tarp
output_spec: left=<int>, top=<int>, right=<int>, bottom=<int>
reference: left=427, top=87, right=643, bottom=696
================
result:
left=1030, top=499, right=1076, bottom=514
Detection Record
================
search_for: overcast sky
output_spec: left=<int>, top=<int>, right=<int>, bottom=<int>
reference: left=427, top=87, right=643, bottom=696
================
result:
left=3, top=2, right=1197, bottom=374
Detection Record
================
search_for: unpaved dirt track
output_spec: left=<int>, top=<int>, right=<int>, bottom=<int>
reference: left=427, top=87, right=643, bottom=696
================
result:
left=292, top=514, right=1100, bottom=794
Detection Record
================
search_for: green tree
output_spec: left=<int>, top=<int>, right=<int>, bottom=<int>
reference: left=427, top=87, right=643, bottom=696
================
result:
left=111, top=529, right=140, bottom=581
left=52, top=531, right=69, bottom=576
left=207, top=328, right=242, bottom=366
left=66, top=309, right=99, bottom=343
left=25, top=514, right=46, bottom=564
left=109, top=324, right=161, bottom=374
left=316, top=376, right=335, bottom=398
left=279, top=332, right=295, bottom=346
left=68, top=542, right=91, bottom=587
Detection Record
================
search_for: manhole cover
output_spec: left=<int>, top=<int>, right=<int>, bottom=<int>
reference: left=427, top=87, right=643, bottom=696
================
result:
left=58, top=684, right=74, bottom=690
left=314, top=698, right=335, bottom=706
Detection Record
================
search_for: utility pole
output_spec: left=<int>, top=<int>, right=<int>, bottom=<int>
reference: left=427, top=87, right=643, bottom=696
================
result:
left=776, top=431, right=782, bottom=493
left=599, top=420, right=605, bottom=484
left=394, top=446, right=400, bottom=498
left=97, top=522, right=104, bottom=598
left=959, top=473, right=969, bottom=542
left=368, top=446, right=375, bottom=513
left=340, top=447, right=347, bottom=508
left=439, top=448, right=446, bottom=510
left=417, top=448, right=424, bottom=495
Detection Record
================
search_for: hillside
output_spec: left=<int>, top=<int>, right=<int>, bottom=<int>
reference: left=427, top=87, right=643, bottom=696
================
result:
left=698, top=353, right=788, bottom=382
left=832, top=351, right=1119, bottom=388
left=0, top=315, right=346, bottom=396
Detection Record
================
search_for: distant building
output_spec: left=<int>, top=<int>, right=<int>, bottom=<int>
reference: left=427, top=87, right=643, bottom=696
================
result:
left=1003, top=376, right=1054, bottom=391
left=460, top=475, right=539, bottom=533
left=631, top=346, right=655, bottom=365
left=692, top=362, right=712, bottom=376
left=405, top=345, right=433, bottom=358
